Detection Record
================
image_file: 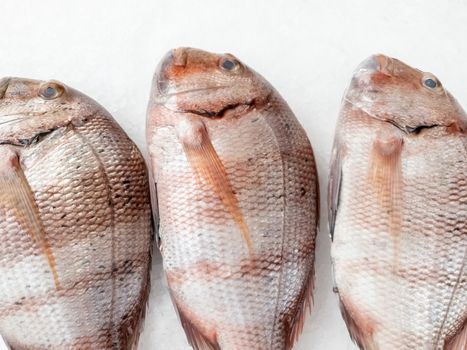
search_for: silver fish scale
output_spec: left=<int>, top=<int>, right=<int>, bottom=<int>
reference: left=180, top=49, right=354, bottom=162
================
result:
left=263, top=98, right=318, bottom=349
left=151, top=95, right=317, bottom=350
left=332, top=111, right=467, bottom=350
left=0, top=113, right=152, bottom=350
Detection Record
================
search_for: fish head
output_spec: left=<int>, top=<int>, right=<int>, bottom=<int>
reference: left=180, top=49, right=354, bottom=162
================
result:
left=150, top=47, right=272, bottom=118
left=0, top=77, right=100, bottom=141
left=345, top=54, right=467, bottom=132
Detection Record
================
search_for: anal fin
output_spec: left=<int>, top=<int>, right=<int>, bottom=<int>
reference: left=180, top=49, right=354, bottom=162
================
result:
left=445, top=319, right=467, bottom=350
left=169, top=293, right=220, bottom=350
left=339, top=296, right=378, bottom=350
left=0, top=147, right=60, bottom=290
left=286, top=265, right=315, bottom=350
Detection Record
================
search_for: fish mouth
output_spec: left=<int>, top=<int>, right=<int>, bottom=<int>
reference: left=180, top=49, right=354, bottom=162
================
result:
left=153, top=85, right=231, bottom=108
left=0, top=77, right=10, bottom=99
left=156, top=85, right=229, bottom=98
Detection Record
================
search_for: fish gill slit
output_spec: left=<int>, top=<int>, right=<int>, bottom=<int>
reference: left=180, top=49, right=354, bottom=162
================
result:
left=181, top=92, right=273, bottom=119
left=71, top=125, right=118, bottom=347
left=183, top=101, right=255, bottom=119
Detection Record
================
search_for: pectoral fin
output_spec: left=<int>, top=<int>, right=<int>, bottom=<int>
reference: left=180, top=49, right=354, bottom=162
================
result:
left=368, top=136, right=403, bottom=268
left=368, top=136, right=403, bottom=235
left=0, top=148, right=60, bottom=289
left=177, top=120, right=254, bottom=255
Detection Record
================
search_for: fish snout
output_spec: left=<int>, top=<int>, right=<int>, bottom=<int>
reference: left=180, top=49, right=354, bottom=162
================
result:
left=356, top=54, right=392, bottom=76
left=0, top=77, right=10, bottom=99
left=156, top=48, right=188, bottom=95
left=172, top=48, right=188, bottom=67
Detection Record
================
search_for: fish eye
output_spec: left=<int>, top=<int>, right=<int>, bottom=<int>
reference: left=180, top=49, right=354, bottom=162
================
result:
left=220, top=57, right=239, bottom=71
left=39, top=82, right=64, bottom=100
left=44, top=87, right=56, bottom=97
left=422, top=75, right=440, bottom=90
left=424, top=78, right=437, bottom=89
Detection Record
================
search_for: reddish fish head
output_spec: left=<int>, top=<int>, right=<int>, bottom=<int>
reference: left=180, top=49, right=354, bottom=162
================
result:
left=0, top=77, right=101, bottom=142
left=345, top=54, right=467, bottom=132
left=150, top=47, right=272, bottom=117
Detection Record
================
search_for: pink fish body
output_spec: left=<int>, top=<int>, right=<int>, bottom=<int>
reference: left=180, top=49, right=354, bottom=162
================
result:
left=329, top=55, right=467, bottom=350
left=146, top=48, right=319, bottom=350
left=0, top=78, right=152, bottom=349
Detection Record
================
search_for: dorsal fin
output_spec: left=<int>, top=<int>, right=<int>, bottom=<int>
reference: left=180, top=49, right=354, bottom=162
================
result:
left=0, top=147, right=60, bottom=290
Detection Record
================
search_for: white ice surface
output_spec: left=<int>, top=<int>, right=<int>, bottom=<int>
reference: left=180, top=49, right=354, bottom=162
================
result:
left=1, top=1, right=467, bottom=349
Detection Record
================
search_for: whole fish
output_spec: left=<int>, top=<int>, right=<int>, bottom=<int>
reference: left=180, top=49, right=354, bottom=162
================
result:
left=146, top=48, right=318, bottom=350
left=329, top=55, right=467, bottom=350
left=0, top=78, right=152, bottom=349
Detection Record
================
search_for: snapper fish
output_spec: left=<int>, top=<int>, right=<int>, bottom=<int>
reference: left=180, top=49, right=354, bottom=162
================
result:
left=329, top=55, right=467, bottom=350
left=0, top=78, right=153, bottom=349
left=146, top=48, right=319, bottom=350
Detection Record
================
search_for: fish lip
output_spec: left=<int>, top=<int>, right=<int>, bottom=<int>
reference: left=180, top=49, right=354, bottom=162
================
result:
left=155, top=77, right=170, bottom=96
left=155, top=51, right=174, bottom=95
left=155, top=48, right=191, bottom=95
left=0, top=77, right=11, bottom=99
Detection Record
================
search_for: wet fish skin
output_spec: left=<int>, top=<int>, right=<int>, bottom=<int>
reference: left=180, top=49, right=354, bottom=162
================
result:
left=146, top=48, right=319, bottom=350
left=329, top=55, right=467, bottom=350
left=0, top=78, right=153, bottom=349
